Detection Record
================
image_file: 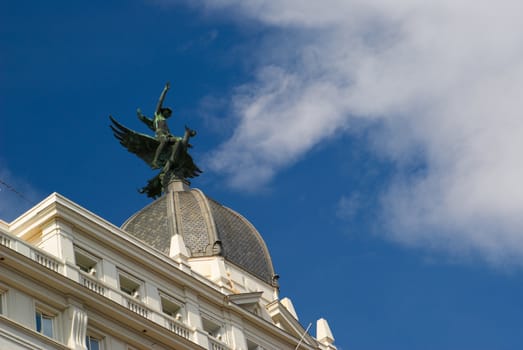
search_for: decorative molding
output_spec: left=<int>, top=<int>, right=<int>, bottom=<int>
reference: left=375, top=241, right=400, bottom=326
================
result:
left=65, top=303, right=88, bottom=350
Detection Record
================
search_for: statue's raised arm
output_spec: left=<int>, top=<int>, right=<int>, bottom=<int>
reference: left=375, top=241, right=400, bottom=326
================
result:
left=155, top=82, right=170, bottom=115
left=151, top=82, right=174, bottom=169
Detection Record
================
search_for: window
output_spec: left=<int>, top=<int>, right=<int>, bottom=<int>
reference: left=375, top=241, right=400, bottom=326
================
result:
left=86, top=335, right=102, bottom=350
left=118, top=270, right=142, bottom=298
left=202, top=316, right=223, bottom=340
left=35, top=310, right=54, bottom=337
left=160, top=292, right=183, bottom=320
left=74, top=247, right=99, bottom=276
left=0, top=290, right=4, bottom=314
left=247, top=339, right=264, bottom=350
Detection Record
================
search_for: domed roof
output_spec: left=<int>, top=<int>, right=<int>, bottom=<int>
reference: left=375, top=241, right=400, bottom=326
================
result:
left=121, top=186, right=276, bottom=284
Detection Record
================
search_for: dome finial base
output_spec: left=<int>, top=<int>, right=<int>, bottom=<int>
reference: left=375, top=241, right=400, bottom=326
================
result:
left=164, top=173, right=191, bottom=192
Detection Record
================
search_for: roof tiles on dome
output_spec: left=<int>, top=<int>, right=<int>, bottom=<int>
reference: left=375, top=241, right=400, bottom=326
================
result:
left=177, top=191, right=213, bottom=256
left=121, top=195, right=170, bottom=255
left=121, top=187, right=275, bottom=284
left=207, top=198, right=273, bottom=284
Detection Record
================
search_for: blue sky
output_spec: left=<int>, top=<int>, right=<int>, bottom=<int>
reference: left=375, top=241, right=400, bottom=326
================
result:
left=2, top=1, right=523, bottom=349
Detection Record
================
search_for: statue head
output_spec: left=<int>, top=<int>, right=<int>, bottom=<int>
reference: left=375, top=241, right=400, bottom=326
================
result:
left=161, top=107, right=172, bottom=118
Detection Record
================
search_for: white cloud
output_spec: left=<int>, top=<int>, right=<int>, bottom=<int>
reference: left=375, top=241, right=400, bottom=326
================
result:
left=193, top=0, right=523, bottom=264
left=207, top=66, right=351, bottom=188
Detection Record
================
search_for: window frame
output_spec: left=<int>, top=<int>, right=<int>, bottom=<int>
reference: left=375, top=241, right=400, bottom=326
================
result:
left=117, top=269, right=144, bottom=299
left=35, top=308, right=55, bottom=338
left=86, top=333, right=103, bottom=350
left=159, top=291, right=184, bottom=321
left=247, top=339, right=265, bottom=350
left=0, top=289, right=5, bottom=315
left=74, top=246, right=101, bottom=277
left=85, top=324, right=107, bottom=350
left=201, top=314, right=225, bottom=341
left=34, top=301, right=61, bottom=340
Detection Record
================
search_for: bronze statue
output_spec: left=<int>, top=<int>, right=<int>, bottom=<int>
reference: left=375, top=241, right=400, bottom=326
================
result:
left=110, top=83, right=202, bottom=198
left=137, top=82, right=176, bottom=169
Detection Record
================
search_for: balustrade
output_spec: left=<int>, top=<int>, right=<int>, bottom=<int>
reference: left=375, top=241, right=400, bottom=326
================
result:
left=80, top=273, right=105, bottom=295
left=32, top=250, right=60, bottom=272
left=125, top=297, right=149, bottom=318
left=0, top=232, right=11, bottom=248
left=209, top=337, right=230, bottom=350
left=167, top=319, right=192, bottom=340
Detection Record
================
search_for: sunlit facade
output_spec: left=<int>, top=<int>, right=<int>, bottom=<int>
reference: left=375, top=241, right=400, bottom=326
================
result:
left=0, top=182, right=336, bottom=350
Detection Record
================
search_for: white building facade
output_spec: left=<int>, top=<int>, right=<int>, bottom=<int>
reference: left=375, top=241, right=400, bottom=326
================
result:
left=0, top=181, right=336, bottom=350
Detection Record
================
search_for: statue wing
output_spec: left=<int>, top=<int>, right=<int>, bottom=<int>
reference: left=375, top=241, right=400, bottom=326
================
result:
left=110, top=116, right=158, bottom=166
left=139, top=173, right=163, bottom=199
left=174, top=146, right=203, bottom=179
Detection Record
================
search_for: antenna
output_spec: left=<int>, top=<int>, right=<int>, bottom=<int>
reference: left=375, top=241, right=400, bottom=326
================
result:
left=0, top=178, right=32, bottom=204
left=294, top=322, right=312, bottom=350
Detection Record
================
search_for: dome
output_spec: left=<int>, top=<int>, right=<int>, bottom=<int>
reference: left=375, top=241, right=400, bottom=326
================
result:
left=121, top=185, right=276, bottom=285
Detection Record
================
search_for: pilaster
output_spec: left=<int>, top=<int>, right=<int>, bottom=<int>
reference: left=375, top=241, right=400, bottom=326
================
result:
left=63, top=299, right=88, bottom=350
left=166, top=182, right=192, bottom=273
left=225, top=312, right=247, bottom=350
left=101, top=260, right=118, bottom=290
left=184, top=289, right=207, bottom=346
left=39, top=219, right=75, bottom=264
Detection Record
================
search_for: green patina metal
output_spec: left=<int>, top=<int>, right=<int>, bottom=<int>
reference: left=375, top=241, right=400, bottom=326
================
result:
left=110, top=82, right=202, bottom=198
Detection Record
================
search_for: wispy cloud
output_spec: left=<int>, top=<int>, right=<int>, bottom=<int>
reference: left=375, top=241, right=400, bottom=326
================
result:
left=336, top=194, right=361, bottom=222
left=177, top=0, right=523, bottom=265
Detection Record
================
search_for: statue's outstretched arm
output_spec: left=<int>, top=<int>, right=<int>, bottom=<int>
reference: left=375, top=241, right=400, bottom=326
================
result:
left=155, top=82, right=170, bottom=115
left=137, top=108, right=155, bottom=132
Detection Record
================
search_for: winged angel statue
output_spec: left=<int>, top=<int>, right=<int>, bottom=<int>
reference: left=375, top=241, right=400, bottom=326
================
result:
left=109, top=82, right=202, bottom=198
